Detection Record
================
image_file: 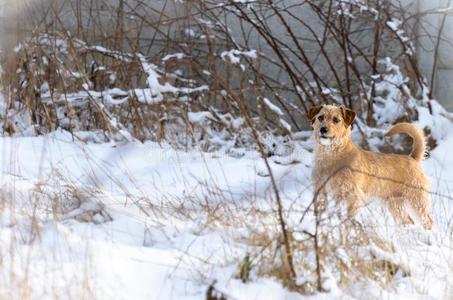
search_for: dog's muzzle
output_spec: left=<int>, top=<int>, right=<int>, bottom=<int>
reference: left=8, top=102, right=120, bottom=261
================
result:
left=319, top=126, right=333, bottom=141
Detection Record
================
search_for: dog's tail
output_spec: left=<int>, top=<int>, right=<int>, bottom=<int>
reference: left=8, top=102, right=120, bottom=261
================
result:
left=385, top=123, right=426, bottom=161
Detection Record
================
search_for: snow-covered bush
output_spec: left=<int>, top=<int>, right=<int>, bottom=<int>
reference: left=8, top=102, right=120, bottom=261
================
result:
left=0, top=0, right=436, bottom=141
left=1, top=0, right=448, bottom=155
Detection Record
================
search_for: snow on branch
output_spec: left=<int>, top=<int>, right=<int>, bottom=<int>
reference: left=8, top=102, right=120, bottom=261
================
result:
left=136, top=53, right=208, bottom=104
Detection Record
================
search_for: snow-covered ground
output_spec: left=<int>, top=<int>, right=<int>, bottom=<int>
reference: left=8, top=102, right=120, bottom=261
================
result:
left=0, top=127, right=452, bottom=299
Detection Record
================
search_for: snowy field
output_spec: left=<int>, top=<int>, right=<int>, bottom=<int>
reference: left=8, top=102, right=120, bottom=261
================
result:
left=0, top=125, right=452, bottom=300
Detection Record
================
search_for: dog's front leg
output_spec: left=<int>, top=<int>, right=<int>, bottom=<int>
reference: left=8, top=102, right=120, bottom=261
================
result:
left=313, top=186, right=328, bottom=214
left=346, top=198, right=363, bottom=217
left=334, top=185, right=364, bottom=218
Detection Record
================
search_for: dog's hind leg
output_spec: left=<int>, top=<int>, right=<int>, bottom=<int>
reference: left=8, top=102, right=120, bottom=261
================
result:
left=409, top=192, right=433, bottom=230
left=388, top=197, right=415, bottom=225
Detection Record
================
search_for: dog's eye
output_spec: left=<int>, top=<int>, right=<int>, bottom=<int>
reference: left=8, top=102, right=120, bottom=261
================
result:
left=317, top=115, right=324, bottom=122
left=333, top=117, right=340, bottom=124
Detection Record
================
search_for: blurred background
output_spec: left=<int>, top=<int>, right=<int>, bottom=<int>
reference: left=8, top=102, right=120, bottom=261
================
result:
left=0, top=0, right=452, bottom=144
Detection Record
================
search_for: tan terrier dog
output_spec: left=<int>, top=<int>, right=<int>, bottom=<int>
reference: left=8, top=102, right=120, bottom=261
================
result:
left=308, top=104, right=433, bottom=229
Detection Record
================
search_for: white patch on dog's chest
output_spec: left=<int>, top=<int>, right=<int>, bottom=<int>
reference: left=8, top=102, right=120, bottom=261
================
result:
left=320, top=138, right=332, bottom=146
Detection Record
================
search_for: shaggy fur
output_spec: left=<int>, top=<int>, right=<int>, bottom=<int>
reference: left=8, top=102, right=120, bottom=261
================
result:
left=309, top=104, right=433, bottom=229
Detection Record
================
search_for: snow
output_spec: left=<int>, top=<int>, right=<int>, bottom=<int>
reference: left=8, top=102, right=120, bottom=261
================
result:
left=371, top=57, right=408, bottom=126
left=162, top=53, right=186, bottom=61
left=15, top=34, right=208, bottom=110
left=415, top=100, right=453, bottom=142
left=220, top=49, right=257, bottom=65
left=385, top=19, right=415, bottom=56
left=263, top=98, right=284, bottom=116
left=184, top=28, right=197, bottom=38
left=280, top=119, right=292, bottom=132
left=233, top=0, right=257, bottom=3
left=0, top=124, right=451, bottom=299
left=136, top=53, right=209, bottom=104
left=188, top=111, right=213, bottom=124
left=37, top=74, right=207, bottom=108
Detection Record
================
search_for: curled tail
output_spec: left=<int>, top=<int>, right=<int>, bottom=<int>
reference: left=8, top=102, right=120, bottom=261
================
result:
left=385, top=123, right=426, bottom=161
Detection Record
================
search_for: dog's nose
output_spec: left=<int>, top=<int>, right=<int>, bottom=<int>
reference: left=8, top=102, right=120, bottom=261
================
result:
left=320, top=127, right=328, bottom=134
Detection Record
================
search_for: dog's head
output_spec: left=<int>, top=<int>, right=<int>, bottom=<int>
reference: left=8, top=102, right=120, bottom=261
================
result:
left=307, top=105, right=356, bottom=147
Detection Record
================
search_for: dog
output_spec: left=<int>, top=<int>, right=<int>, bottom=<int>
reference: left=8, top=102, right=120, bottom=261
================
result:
left=308, top=104, right=433, bottom=229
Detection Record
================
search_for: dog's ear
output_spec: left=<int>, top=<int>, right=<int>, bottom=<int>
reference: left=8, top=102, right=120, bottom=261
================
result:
left=341, top=107, right=356, bottom=127
left=307, top=106, right=323, bottom=124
